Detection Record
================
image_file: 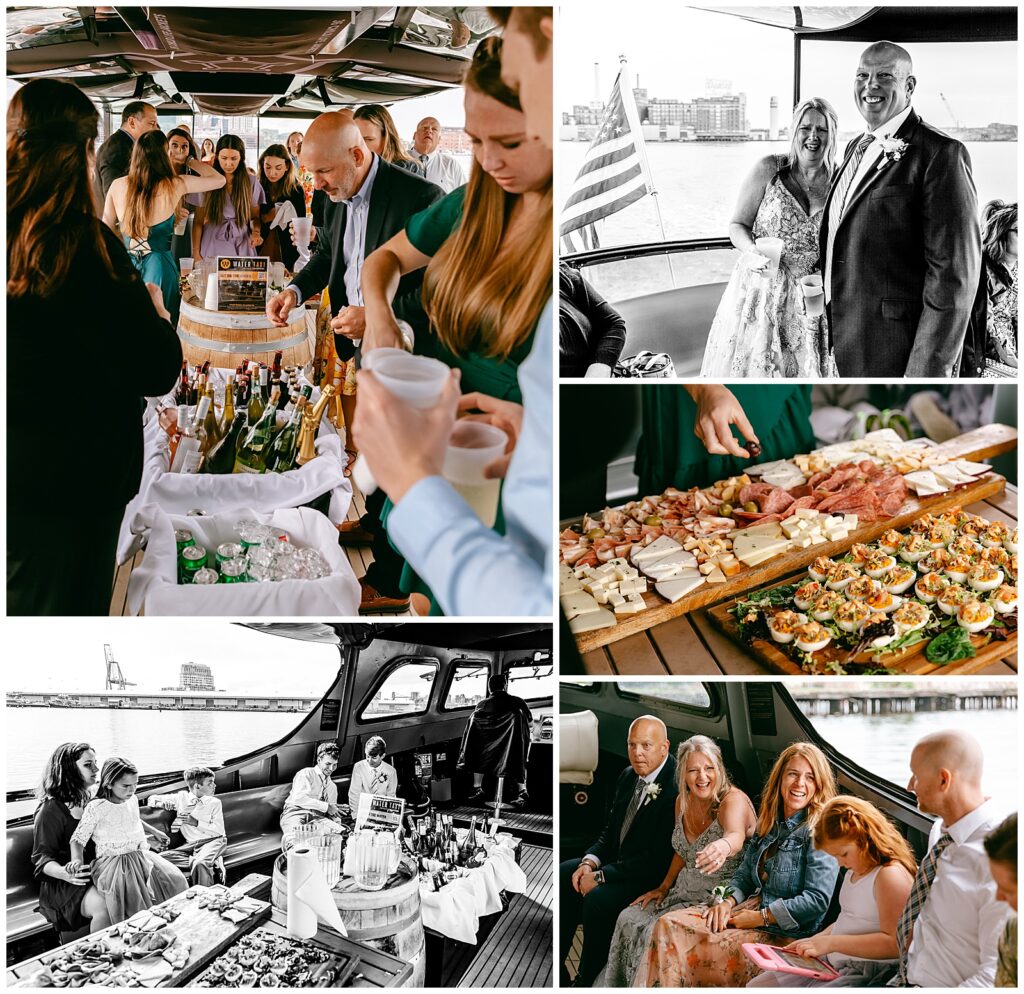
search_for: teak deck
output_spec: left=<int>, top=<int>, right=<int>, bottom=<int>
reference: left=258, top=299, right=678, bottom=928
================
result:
left=575, top=486, right=1019, bottom=678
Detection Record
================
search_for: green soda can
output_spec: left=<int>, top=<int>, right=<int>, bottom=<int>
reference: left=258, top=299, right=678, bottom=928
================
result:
left=215, top=541, right=245, bottom=566
left=219, top=558, right=248, bottom=583
left=192, top=568, right=219, bottom=585
left=179, top=545, right=208, bottom=583
left=175, top=529, right=196, bottom=556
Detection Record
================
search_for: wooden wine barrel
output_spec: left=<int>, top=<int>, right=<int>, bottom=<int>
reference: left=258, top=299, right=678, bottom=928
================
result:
left=271, top=855, right=426, bottom=987
left=177, top=296, right=312, bottom=369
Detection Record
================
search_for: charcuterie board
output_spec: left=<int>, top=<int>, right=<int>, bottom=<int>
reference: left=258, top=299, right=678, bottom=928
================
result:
left=569, top=472, right=1008, bottom=654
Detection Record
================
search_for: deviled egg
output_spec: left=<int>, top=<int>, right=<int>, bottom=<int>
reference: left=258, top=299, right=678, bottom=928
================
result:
left=892, top=601, right=931, bottom=635
left=794, top=621, right=832, bottom=653
left=849, top=543, right=874, bottom=564
left=918, top=548, right=950, bottom=575
left=811, top=590, right=845, bottom=622
left=835, top=599, right=871, bottom=633
left=925, top=523, right=956, bottom=549
left=808, top=557, right=837, bottom=583
left=979, top=546, right=1010, bottom=569
left=1005, top=528, right=1018, bottom=554
left=861, top=612, right=897, bottom=648
left=768, top=610, right=807, bottom=644
left=910, top=513, right=937, bottom=535
left=898, top=533, right=930, bottom=563
left=864, top=553, right=897, bottom=579
left=959, top=515, right=989, bottom=540
left=877, top=529, right=904, bottom=555
left=937, top=584, right=971, bottom=616
left=882, top=565, right=917, bottom=594
left=846, top=576, right=881, bottom=602
left=949, top=534, right=983, bottom=558
left=914, top=571, right=949, bottom=604
left=992, top=584, right=1018, bottom=614
left=826, top=562, right=861, bottom=591
left=793, top=581, right=824, bottom=612
left=940, top=508, right=969, bottom=528
left=865, top=588, right=902, bottom=613
left=943, top=555, right=974, bottom=584
left=957, top=599, right=995, bottom=634
left=968, top=563, right=1003, bottom=593
left=981, top=522, right=1009, bottom=549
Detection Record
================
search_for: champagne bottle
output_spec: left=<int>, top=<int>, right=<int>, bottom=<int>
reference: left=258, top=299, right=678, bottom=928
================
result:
left=265, top=397, right=306, bottom=473
left=202, top=383, right=222, bottom=447
left=295, top=384, right=336, bottom=466
left=171, top=396, right=210, bottom=473
left=233, top=388, right=280, bottom=474
left=205, top=411, right=247, bottom=474
left=220, top=374, right=235, bottom=433
left=248, top=365, right=267, bottom=424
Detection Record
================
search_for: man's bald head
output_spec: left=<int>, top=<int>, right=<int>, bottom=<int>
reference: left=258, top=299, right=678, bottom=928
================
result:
left=302, top=110, right=371, bottom=202
left=413, top=116, right=441, bottom=155
left=627, top=714, right=669, bottom=778
left=908, top=729, right=985, bottom=820
left=854, top=40, right=916, bottom=130
left=914, top=730, right=984, bottom=784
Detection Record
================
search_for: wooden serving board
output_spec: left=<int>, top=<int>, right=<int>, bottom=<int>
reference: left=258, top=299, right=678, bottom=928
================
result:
left=930, top=423, right=1017, bottom=462
left=706, top=573, right=1017, bottom=677
left=572, top=472, right=1008, bottom=654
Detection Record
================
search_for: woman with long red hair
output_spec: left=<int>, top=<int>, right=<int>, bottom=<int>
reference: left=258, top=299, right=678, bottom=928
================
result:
left=7, top=79, right=182, bottom=615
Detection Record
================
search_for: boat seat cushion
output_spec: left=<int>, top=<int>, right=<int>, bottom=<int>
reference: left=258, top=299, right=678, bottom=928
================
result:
left=559, top=711, right=599, bottom=785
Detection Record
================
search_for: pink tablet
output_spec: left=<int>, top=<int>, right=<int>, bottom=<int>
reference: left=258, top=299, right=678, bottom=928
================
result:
left=742, top=942, right=840, bottom=981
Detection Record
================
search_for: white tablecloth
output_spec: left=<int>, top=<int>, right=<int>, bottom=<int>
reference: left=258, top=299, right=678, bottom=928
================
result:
left=418, top=843, right=527, bottom=944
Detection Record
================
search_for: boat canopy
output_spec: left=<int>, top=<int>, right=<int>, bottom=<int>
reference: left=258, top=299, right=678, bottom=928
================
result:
left=241, top=622, right=553, bottom=652
left=6, top=6, right=497, bottom=115
left=692, top=5, right=1017, bottom=42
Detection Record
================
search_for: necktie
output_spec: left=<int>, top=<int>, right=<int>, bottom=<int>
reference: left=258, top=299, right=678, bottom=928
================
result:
left=320, top=773, right=328, bottom=802
left=894, top=831, right=954, bottom=985
left=419, top=153, right=429, bottom=165
left=824, top=133, right=875, bottom=297
left=620, top=777, right=646, bottom=843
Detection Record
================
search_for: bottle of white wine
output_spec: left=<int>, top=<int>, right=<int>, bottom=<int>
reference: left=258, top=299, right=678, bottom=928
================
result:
left=264, top=396, right=307, bottom=473
left=171, top=396, right=210, bottom=473
left=233, top=387, right=280, bottom=474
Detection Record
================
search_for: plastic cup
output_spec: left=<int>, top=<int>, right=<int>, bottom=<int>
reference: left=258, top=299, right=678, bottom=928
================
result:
left=179, top=257, right=194, bottom=274
left=361, top=347, right=412, bottom=372
left=351, top=353, right=451, bottom=495
left=291, top=216, right=312, bottom=255
left=443, top=421, right=508, bottom=527
left=755, top=236, right=784, bottom=275
left=799, top=274, right=823, bottom=291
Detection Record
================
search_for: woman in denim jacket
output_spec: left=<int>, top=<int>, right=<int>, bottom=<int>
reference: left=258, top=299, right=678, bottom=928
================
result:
left=636, top=742, right=839, bottom=987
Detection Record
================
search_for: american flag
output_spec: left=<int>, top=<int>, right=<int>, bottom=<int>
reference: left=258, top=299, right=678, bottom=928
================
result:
left=560, top=68, right=653, bottom=253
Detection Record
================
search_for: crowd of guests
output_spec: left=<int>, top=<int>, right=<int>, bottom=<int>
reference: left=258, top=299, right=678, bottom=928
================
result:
left=561, top=718, right=1016, bottom=987
left=31, top=735, right=405, bottom=939
left=6, top=6, right=553, bottom=618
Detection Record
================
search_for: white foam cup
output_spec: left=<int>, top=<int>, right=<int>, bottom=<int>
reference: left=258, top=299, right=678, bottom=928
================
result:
left=754, top=236, right=784, bottom=274
left=443, top=421, right=508, bottom=527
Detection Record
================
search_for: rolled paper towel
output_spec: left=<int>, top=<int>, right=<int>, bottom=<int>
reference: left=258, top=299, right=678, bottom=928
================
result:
left=287, top=846, right=348, bottom=939
left=204, top=273, right=218, bottom=311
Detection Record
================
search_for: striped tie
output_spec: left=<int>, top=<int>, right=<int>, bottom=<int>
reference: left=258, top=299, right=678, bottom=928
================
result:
left=824, top=133, right=875, bottom=297
left=894, top=831, right=954, bottom=985
left=620, top=777, right=646, bottom=843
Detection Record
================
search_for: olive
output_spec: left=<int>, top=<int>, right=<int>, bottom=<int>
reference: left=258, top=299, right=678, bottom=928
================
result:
left=719, top=503, right=734, bottom=517
left=745, top=440, right=762, bottom=457
left=743, top=501, right=759, bottom=513
left=585, top=527, right=605, bottom=540
left=643, top=515, right=662, bottom=526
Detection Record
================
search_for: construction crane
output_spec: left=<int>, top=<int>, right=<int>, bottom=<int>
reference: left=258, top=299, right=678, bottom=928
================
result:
left=104, top=644, right=135, bottom=690
left=938, top=92, right=961, bottom=130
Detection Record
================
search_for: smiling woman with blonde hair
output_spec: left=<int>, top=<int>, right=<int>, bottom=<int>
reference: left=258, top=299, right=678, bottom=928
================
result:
left=635, top=742, right=839, bottom=988
left=599, top=734, right=756, bottom=986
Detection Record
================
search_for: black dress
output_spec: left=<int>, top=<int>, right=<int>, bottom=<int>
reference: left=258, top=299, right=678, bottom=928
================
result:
left=7, top=220, right=182, bottom=615
left=558, top=263, right=627, bottom=377
left=259, top=182, right=307, bottom=272
left=33, top=798, right=96, bottom=933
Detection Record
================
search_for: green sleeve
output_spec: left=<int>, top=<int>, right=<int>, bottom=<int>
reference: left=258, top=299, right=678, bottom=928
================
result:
left=406, top=185, right=467, bottom=256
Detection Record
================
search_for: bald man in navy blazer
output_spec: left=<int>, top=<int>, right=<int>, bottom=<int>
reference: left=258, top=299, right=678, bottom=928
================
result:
left=819, top=42, right=980, bottom=377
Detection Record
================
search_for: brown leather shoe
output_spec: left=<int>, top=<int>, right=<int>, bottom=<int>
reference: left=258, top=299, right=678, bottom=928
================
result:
left=338, top=520, right=375, bottom=546
left=358, top=581, right=410, bottom=615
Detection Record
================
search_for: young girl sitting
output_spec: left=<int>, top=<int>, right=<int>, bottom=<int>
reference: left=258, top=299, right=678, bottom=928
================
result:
left=748, top=795, right=915, bottom=987
left=69, top=757, right=187, bottom=928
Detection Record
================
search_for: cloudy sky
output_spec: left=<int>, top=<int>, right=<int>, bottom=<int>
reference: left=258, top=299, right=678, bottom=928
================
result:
left=559, top=6, right=1017, bottom=132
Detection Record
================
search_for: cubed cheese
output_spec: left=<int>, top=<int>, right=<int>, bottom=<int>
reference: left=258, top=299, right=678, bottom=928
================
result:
left=796, top=508, right=818, bottom=519
left=608, top=591, right=627, bottom=607
left=614, top=594, right=646, bottom=615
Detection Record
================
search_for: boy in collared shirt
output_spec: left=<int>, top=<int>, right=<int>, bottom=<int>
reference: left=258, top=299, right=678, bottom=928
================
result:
left=146, top=767, right=227, bottom=886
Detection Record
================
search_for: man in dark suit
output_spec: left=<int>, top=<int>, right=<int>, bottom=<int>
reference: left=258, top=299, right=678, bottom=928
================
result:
left=819, top=42, right=980, bottom=377
left=94, top=100, right=159, bottom=204
left=559, top=715, right=678, bottom=986
left=266, top=111, right=443, bottom=613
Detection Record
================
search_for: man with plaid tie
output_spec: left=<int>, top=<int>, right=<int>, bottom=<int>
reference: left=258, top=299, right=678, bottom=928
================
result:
left=819, top=42, right=980, bottom=377
left=280, top=741, right=346, bottom=851
left=892, top=730, right=1012, bottom=986
left=558, top=716, right=678, bottom=986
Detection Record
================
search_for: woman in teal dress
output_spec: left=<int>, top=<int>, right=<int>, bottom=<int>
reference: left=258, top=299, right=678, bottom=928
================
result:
left=102, top=130, right=223, bottom=326
left=358, top=36, right=552, bottom=613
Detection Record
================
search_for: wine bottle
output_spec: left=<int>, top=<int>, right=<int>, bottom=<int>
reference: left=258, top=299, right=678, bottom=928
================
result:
left=171, top=396, right=210, bottom=473
left=205, top=411, right=247, bottom=474
left=248, top=365, right=267, bottom=424
left=264, top=397, right=306, bottom=473
left=294, top=384, right=336, bottom=466
left=174, top=362, right=190, bottom=405
left=220, top=374, right=235, bottom=433
left=233, top=388, right=280, bottom=474
left=202, top=383, right=222, bottom=447
left=168, top=404, right=188, bottom=465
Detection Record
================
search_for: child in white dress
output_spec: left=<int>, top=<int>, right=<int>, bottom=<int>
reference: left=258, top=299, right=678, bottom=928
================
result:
left=70, top=757, right=187, bottom=928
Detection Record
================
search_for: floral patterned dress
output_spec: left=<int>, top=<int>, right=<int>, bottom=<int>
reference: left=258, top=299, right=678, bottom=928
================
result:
left=987, top=261, right=1018, bottom=366
left=702, top=165, right=838, bottom=379
left=599, top=812, right=747, bottom=986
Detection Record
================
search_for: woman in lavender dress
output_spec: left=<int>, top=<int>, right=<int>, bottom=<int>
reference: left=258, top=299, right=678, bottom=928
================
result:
left=191, top=134, right=265, bottom=261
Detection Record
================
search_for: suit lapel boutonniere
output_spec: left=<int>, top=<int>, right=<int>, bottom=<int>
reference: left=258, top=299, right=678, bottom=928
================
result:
left=641, top=782, right=662, bottom=807
left=875, top=136, right=909, bottom=172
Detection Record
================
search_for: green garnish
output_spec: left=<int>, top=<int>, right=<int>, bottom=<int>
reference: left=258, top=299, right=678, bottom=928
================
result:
left=925, top=626, right=977, bottom=664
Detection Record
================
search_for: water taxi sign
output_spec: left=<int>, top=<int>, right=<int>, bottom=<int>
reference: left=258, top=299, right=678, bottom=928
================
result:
left=216, top=256, right=269, bottom=314
left=356, top=794, right=405, bottom=831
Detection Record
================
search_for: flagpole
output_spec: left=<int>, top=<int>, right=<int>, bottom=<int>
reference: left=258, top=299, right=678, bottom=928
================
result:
left=618, top=55, right=678, bottom=288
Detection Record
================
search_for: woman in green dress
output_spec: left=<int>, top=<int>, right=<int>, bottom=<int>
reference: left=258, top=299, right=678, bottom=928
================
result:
left=358, top=36, right=552, bottom=613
